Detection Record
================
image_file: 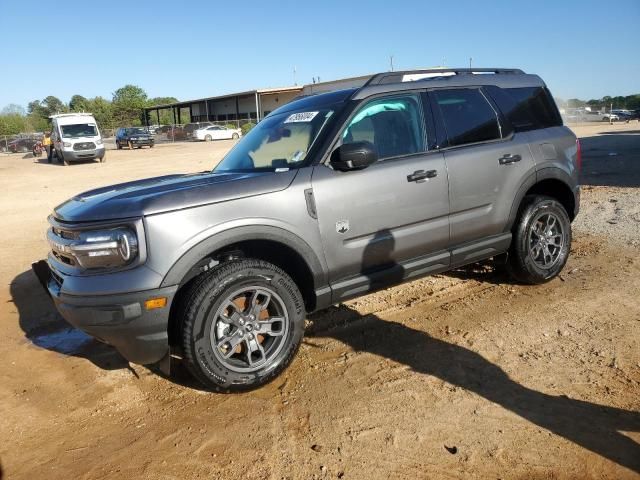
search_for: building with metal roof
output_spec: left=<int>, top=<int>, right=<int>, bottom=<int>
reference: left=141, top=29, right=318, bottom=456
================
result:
left=143, top=86, right=303, bottom=126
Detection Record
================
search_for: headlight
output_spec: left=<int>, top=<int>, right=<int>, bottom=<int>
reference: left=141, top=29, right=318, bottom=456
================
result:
left=63, top=142, right=71, bottom=147
left=130, top=137, right=138, bottom=141
left=95, top=138, right=103, bottom=145
left=61, top=227, right=138, bottom=269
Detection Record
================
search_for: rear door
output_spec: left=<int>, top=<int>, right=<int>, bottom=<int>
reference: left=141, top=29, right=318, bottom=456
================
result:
left=429, top=87, right=536, bottom=250
left=312, top=93, right=450, bottom=300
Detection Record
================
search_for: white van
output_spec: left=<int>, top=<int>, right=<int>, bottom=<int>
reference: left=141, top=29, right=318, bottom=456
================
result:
left=50, top=113, right=106, bottom=165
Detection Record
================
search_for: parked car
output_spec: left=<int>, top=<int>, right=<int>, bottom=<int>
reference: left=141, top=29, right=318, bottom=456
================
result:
left=51, top=113, right=106, bottom=165
left=601, top=112, right=620, bottom=122
left=194, top=125, right=242, bottom=141
left=8, top=138, right=38, bottom=153
left=166, top=126, right=188, bottom=141
left=183, top=122, right=212, bottom=138
left=612, top=110, right=636, bottom=122
left=116, top=127, right=155, bottom=149
left=37, top=67, right=580, bottom=392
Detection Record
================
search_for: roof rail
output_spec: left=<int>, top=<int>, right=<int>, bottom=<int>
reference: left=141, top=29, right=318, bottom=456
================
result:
left=364, top=68, right=525, bottom=87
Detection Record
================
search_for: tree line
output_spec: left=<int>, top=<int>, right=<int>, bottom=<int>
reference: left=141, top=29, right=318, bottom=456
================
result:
left=557, top=93, right=640, bottom=111
left=0, top=85, right=177, bottom=136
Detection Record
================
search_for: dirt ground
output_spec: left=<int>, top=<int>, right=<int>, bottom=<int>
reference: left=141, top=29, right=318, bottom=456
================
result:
left=0, top=124, right=638, bottom=480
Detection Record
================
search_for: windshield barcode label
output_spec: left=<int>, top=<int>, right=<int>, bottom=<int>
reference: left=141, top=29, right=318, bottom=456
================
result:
left=284, top=111, right=319, bottom=123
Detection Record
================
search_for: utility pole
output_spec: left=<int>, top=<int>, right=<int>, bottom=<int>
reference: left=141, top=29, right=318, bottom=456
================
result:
left=390, top=55, right=394, bottom=72
left=293, top=66, right=297, bottom=86
left=469, top=57, right=472, bottom=69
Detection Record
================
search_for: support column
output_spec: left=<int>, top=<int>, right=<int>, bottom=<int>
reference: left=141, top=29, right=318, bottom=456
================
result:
left=255, top=92, right=260, bottom=123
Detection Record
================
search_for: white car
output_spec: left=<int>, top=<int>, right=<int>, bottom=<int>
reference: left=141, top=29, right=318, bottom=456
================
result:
left=194, top=125, right=242, bottom=141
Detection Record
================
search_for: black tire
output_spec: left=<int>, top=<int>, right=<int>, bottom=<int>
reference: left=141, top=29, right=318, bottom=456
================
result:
left=204, top=134, right=212, bottom=141
left=99, top=154, right=106, bottom=163
left=180, top=259, right=305, bottom=392
left=150, top=143, right=154, bottom=148
left=506, top=195, right=571, bottom=284
left=116, top=141, right=122, bottom=150
left=232, top=133, right=239, bottom=140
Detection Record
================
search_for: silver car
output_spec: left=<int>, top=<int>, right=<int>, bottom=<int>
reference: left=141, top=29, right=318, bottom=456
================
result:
left=37, top=68, right=580, bottom=391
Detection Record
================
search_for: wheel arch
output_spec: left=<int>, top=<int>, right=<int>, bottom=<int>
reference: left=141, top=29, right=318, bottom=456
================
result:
left=164, top=226, right=330, bottom=346
left=505, top=169, right=578, bottom=232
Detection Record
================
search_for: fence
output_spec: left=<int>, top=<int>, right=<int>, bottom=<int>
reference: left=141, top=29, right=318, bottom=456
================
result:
left=0, top=133, right=44, bottom=155
left=144, top=119, right=256, bottom=145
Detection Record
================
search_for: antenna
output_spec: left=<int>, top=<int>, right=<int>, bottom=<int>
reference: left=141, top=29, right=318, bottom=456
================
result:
left=293, top=66, right=297, bottom=86
left=390, top=55, right=394, bottom=72
left=469, top=57, right=473, bottom=68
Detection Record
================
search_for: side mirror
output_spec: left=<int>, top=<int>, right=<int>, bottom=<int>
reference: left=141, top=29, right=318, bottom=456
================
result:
left=330, top=141, right=378, bottom=171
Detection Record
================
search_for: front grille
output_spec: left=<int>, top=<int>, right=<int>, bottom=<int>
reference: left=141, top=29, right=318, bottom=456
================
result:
left=73, top=142, right=96, bottom=151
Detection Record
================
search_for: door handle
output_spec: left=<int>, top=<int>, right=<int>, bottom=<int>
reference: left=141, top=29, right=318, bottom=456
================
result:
left=407, top=169, right=437, bottom=183
left=499, top=154, right=522, bottom=165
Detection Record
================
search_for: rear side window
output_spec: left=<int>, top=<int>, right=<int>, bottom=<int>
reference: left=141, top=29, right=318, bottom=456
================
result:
left=432, top=89, right=501, bottom=147
left=486, top=86, right=562, bottom=131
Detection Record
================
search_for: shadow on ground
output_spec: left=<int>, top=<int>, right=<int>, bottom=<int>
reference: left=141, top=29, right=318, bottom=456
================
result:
left=11, top=270, right=129, bottom=371
left=308, top=305, right=640, bottom=473
left=580, top=132, right=640, bottom=187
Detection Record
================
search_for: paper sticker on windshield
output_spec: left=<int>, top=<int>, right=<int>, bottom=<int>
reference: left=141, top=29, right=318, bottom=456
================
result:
left=284, top=111, right=319, bottom=123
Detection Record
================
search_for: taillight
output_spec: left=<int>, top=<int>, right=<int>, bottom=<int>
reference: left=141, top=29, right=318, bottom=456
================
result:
left=575, top=138, right=582, bottom=172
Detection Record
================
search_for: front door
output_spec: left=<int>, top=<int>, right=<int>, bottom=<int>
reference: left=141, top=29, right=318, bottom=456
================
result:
left=311, top=93, right=450, bottom=301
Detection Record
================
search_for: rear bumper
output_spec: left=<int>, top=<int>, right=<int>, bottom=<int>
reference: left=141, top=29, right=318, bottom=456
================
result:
left=33, top=260, right=177, bottom=365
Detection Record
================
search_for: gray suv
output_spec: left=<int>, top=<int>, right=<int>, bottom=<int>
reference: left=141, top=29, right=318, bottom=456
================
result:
left=37, top=68, right=580, bottom=391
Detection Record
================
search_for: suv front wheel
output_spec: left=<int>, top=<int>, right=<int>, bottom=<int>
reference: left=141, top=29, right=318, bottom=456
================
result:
left=180, top=259, right=305, bottom=392
left=506, top=195, right=571, bottom=284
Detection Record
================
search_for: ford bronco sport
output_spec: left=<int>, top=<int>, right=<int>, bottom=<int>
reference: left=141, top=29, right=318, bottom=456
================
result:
left=37, top=68, right=580, bottom=391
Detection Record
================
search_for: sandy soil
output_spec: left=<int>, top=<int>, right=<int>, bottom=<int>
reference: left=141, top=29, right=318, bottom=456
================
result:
left=0, top=126, right=638, bottom=480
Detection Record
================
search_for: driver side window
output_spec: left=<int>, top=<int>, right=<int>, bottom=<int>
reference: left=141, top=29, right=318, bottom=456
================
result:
left=342, top=95, right=425, bottom=160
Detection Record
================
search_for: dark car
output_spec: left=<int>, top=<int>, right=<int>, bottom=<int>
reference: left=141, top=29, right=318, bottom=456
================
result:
left=8, top=138, right=38, bottom=153
left=115, top=127, right=155, bottom=149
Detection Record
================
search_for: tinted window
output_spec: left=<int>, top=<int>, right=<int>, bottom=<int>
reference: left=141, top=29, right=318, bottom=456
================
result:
left=342, top=95, right=425, bottom=160
left=486, top=86, right=562, bottom=131
left=433, top=89, right=501, bottom=147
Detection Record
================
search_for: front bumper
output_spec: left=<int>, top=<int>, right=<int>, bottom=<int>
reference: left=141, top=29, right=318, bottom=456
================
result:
left=33, top=260, right=177, bottom=365
left=62, top=146, right=106, bottom=161
left=128, top=138, right=154, bottom=146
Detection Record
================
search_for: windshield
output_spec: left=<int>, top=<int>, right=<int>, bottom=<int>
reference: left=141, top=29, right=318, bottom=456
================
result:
left=214, top=109, right=334, bottom=172
left=128, top=128, right=147, bottom=135
left=61, top=123, right=98, bottom=138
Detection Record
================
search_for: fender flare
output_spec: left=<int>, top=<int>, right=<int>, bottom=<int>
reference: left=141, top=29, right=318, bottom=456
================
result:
left=504, top=167, right=577, bottom=232
left=160, top=225, right=328, bottom=291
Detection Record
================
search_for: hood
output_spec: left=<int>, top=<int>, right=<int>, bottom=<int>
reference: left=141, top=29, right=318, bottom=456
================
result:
left=53, top=170, right=298, bottom=222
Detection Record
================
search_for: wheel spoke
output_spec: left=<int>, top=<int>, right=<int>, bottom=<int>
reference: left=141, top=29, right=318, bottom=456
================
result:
left=220, top=301, right=242, bottom=326
left=246, top=336, right=266, bottom=366
left=256, top=317, right=285, bottom=337
left=249, top=290, right=272, bottom=316
left=546, top=215, right=556, bottom=231
left=217, top=332, right=244, bottom=358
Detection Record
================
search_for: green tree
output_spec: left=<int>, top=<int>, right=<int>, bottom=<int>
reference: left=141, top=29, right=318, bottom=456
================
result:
left=88, top=96, right=114, bottom=131
left=112, top=85, right=148, bottom=126
left=146, top=96, right=178, bottom=125
left=41, top=96, right=67, bottom=116
left=69, top=95, right=89, bottom=112
left=0, top=114, right=27, bottom=135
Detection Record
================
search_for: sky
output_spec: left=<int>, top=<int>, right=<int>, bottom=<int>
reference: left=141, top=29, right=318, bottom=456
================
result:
left=0, top=0, right=638, bottom=109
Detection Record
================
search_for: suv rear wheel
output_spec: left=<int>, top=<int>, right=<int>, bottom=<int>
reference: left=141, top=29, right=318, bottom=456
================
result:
left=506, top=195, right=571, bottom=284
left=180, top=259, right=305, bottom=392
